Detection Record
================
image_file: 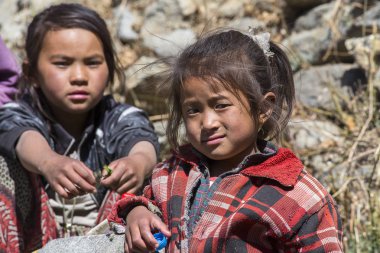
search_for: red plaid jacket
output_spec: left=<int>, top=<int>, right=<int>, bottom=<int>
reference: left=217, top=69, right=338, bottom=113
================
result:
left=110, top=144, right=343, bottom=252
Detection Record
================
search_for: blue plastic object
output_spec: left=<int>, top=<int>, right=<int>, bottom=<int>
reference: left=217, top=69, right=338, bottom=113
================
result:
left=153, top=232, right=167, bottom=252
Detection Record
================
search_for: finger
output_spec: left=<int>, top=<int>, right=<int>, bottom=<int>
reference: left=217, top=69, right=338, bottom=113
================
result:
left=74, top=162, right=96, bottom=184
left=55, top=184, right=71, bottom=199
left=59, top=177, right=81, bottom=196
left=101, top=164, right=114, bottom=178
left=66, top=172, right=95, bottom=194
left=72, top=176, right=96, bottom=193
left=151, top=219, right=171, bottom=238
left=100, top=176, right=118, bottom=191
left=74, top=184, right=87, bottom=196
left=129, top=223, right=150, bottom=252
left=115, top=179, right=138, bottom=194
left=139, top=227, right=158, bottom=251
left=115, top=168, right=140, bottom=194
left=125, top=231, right=132, bottom=253
left=69, top=167, right=96, bottom=193
left=101, top=165, right=126, bottom=190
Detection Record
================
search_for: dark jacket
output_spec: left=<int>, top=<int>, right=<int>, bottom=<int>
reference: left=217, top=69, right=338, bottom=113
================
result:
left=0, top=94, right=159, bottom=203
left=0, top=94, right=159, bottom=252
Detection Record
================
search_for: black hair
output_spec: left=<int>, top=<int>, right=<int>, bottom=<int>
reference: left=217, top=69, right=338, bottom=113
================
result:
left=21, top=3, right=124, bottom=113
left=163, top=28, right=295, bottom=150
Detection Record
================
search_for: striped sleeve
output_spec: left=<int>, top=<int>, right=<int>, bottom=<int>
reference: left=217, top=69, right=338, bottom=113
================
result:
left=286, top=172, right=343, bottom=252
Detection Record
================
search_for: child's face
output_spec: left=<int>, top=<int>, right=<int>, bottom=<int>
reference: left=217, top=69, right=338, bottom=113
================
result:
left=181, top=77, right=258, bottom=168
left=35, top=28, right=109, bottom=118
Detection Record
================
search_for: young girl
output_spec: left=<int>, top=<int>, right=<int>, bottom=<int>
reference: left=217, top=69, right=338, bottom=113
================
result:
left=0, top=3, right=159, bottom=253
left=108, top=29, right=343, bottom=252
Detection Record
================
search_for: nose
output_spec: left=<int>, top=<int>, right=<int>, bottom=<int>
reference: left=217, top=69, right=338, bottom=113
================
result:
left=202, top=110, right=219, bottom=130
left=70, top=63, right=88, bottom=86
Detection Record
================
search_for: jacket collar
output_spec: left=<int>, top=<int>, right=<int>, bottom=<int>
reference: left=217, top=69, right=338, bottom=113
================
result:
left=43, top=96, right=108, bottom=156
left=240, top=147, right=304, bottom=187
left=175, top=140, right=304, bottom=188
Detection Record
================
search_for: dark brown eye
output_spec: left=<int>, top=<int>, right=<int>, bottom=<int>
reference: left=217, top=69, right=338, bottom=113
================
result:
left=53, top=61, right=70, bottom=68
left=215, top=103, right=230, bottom=110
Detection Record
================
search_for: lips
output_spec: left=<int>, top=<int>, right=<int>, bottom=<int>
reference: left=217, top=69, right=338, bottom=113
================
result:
left=201, top=134, right=225, bottom=145
left=68, top=90, right=90, bottom=100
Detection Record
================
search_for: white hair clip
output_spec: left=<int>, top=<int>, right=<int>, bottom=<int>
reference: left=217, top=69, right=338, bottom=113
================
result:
left=247, top=27, right=274, bottom=58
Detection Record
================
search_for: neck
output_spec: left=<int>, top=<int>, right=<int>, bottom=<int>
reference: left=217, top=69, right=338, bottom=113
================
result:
left=55, top=112, right=89, bottom=140
left=209, top=161, right=233, bottom=177
left=208, top=144, right=259, bottom=177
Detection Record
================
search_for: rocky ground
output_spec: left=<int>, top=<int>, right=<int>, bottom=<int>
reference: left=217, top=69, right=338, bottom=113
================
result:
left=1, top=0, right=380, bottom=251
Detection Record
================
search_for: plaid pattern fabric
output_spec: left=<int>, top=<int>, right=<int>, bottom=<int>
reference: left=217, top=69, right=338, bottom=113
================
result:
left=110, top=143, right=343, bottom=252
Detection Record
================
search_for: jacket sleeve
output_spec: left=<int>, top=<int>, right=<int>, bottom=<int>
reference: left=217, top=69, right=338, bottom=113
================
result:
left=107, top=162, right=166, bottom=226
left=0, top=102, right=50, bottom=159
left=102, top=104, right=160, bottom=159
left=107, top=187, right=158, bottom=220
left=288, top=196, right=344, bottom=252
left=0, top=37, right=20, bottom=106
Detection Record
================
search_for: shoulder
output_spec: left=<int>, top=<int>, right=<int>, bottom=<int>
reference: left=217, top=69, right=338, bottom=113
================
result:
left=152, top=148, right=197, bottom=176
left=256, top=169, right=337, bottom=237
left=152, top=154, right=180, bottom=176
left=101, top=95, right=148, bottom=121
left=265, top=168, right=335, bottom=217
left=0, top=99, right=43, bottom=121
left=1, top=99, right=31, bottom=111
left=289, top=169, right=330, bottom=208
left=100, top=95, right=132, bottom=115
left=293, top=169, right=335, bottom=212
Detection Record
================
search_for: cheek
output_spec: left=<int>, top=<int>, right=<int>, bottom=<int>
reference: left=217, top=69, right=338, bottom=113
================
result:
left=184, top=120, right=199, bottom=140
left=37, top=70, right=64, bottom=90
left=97, top=67, right=110, bottom=84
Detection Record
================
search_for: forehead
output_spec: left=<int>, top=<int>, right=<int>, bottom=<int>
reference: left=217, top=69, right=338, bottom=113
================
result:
left=40, top=28, right=104, bottom=56
left=181, top=77, right=248, bottom=105
left=182, top=77, right=226, bottom=93
left=181, top=76, right=239, bottom=97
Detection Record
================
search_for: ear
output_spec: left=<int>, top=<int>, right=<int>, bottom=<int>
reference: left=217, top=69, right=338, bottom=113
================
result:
left=259, top=92, right=276, bottom=125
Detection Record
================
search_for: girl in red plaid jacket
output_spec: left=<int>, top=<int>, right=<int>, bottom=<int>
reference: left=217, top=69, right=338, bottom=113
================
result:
left=109, top=28, right=344, bottom=252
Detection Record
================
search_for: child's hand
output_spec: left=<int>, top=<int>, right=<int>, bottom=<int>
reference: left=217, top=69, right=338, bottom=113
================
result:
left=39, top=153, right=96, bottom=199
left=124, top=206, right=170, bottom=253
left=100, top=156, right=145, bottom=194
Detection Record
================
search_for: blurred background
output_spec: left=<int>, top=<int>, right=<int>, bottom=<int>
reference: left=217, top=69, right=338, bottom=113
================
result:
left=1, top=0, right=379, bottom=251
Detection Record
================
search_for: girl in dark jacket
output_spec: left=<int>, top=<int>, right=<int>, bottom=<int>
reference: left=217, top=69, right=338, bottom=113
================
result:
left=0, top=3, right=159, bottom=252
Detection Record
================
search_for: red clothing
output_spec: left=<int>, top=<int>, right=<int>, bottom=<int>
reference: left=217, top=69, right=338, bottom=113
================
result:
left=109, top=143, right=343, bottom=252
left=0, top=156, right=120, bottom=253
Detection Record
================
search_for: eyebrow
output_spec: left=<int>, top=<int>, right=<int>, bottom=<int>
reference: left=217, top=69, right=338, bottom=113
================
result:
left=182, top=93, right=230, bottom=105
left=49, top=54, right=105, bottom=60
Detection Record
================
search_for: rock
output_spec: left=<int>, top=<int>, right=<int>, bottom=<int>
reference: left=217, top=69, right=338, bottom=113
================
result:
left=38, top=234, right=125, bottom=253
left=177, top=0, right=197, bottom=16
left=227, top=17, right=266, bottom=31
left=143, top=29, right=196, bottom=57
left=218, top=0, right=244, bottom=18
left=124, top=56, right=160, bottom=90
left=293, top=64, right=367, bottom=109
left=143, top=0, right=183, bottom=30
left=283, top=27, right=331, bottom=71
left=346, top=2, right=380, bottom=37
left=288, top=118, right=343, bottom=152
left=293, top=2, right=335, bottom=32
left=345, top=35, right=380, bottom=72
left=0, top=0, right=17, bottom=28
left=116, top=7, right=139, bottom=43
left=284, top=0, right=330, bottom=10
